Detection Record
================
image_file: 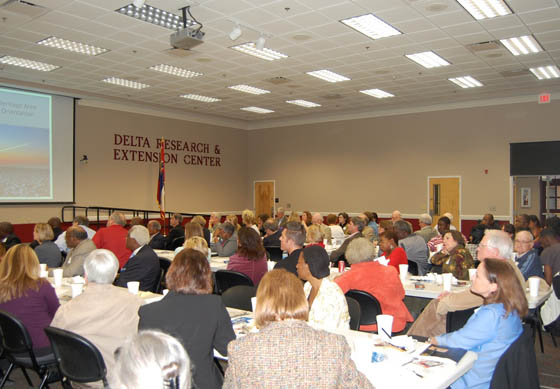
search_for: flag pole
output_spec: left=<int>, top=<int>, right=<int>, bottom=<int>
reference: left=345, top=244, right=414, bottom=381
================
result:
left=157, top=137, right=166, bottom=236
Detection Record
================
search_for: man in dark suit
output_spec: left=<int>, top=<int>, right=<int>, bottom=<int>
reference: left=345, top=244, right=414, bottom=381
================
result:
left=115, top=225, right=160, bottom=292
left=0, top=221, right=21, bottom=249
left=165, top=213, right=184, bottom=250
left=330, top=217, right=364, bottom=264
left=274, top=221, right=305, bottom=276
left=263, top=219, right=282, bottom=247
left=147, top=220, right=166, bottom=250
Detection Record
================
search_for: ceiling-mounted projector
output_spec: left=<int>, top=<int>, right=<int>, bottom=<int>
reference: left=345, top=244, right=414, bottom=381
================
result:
left=170, top=28, right=205, bottom=50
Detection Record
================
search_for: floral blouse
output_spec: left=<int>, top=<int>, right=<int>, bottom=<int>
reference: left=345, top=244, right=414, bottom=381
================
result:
left=431, top=246, right=474, bottom=280
left=304, top=278, right=350, bottom=331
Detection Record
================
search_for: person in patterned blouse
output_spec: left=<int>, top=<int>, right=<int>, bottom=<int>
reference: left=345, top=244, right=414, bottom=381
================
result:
left=430, top=230, right=474, bottom=280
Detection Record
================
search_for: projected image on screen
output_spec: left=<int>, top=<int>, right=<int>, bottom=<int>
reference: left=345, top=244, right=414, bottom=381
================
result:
left=0, top=89, right=52, bottom=200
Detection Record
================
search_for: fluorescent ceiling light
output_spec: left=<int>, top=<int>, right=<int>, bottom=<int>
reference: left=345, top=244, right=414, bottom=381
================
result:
left=180, top=94, right=221, bottom=102
left=241, top=106, right=274, bottom=114
left=529, top=66, right=560, bottom=80
left=448, top=76, right=483, bottom=88
left=116, top=4, right=196, bottom=31
left=102, top=77, right=150, bottom=89
left=286, top=99, right=321, bottom=108
left=230, top=42, right=288, bottom=61
left=149, top=64, right=202, bottom=78
left=36, top=36, right=109, bottom=56
left=500, top=35, right=543, bottom=56
left=456, top=0, right=512, bottom=20
left=306, top=69, right=350, bottom=83
left=0, top=55, right=59, bottom=72
left=340, top=13, right=401, bottom=40
left=228, top=84, right=270, bottom=95
left=406, top=51, right=450, bottom=68
left=360, top=88, right=395, bottom=98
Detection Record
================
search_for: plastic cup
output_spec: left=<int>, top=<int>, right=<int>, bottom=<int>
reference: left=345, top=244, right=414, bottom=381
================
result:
left=469, top=268, right=477, bottom=281
left=399, top=264, right=408, bottom=282
left=40, top=264, right=47, bottom=272
left=529, top=277, right=540, bottom=297
left=40, top=270, right=48, bottom=278
left=53, top=268, right=63, bottom=287
left=267, top=261, right=275, bottom=271
left=377, top=314, right=393, bottom=341
left=127, top=281, right=140, bottom=295
left=71, top=283, right=83, bottom=298
left=251, top=297, right=257, bottom=312
left=442, top=273, right=452, bottom=292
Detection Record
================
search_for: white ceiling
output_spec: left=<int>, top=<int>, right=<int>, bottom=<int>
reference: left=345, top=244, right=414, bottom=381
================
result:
left=1, top=0, right=559, bottom=127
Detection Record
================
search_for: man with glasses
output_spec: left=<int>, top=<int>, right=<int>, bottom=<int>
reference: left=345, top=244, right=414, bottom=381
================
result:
left=514, top=230, right=544, bottom=280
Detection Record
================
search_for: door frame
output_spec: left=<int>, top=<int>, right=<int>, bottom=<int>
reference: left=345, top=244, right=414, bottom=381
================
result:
left=253, top=180, right=276, bottom=216
left=427, top=176, right=462, bottom=229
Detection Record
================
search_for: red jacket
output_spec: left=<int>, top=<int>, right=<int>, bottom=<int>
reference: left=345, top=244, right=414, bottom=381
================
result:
left=92, top=224, right=132, bottom=269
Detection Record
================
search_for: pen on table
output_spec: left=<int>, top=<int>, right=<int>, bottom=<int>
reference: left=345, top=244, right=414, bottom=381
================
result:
left=382, top=328, right=392, bottom=340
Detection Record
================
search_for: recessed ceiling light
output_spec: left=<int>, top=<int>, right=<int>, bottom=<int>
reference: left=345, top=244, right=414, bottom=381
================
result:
left=115, top=4, right=196, bottom=31
left=405, top=51, right=450, bottom=68
left=306, top=70, right=350, bottom=83
left=529, top=66, right=560, bottom=80
left=0, top=55, right=59, bottom=72
left=230, top=42, right=288, bottom=61
left=456, top=0, right=512, bottom=20
left=149, top=64, right=202, bottom=78
left=340, top=14, right=401, bottom=40
left=102, top=77, right=150, bottom=89
left=360, top=88, right=395, bottom=98
left=180, top=94, right=221, bottom=102
left=228, top=85, right=270, bottom=95
left=448, top=76, right=483, bottom=88
left=241, top=106, right=274, bottom=114
left=36, top=36, right=109, bottom=56
left=286, top=99, right=321, bottom=108
left=500, top=35, right=543, bottom=56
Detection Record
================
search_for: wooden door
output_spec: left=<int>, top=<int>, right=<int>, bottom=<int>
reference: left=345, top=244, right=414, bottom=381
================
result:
left=254, top=181, right=275, bottom=218
left=428, top=177, right=461, bottom=231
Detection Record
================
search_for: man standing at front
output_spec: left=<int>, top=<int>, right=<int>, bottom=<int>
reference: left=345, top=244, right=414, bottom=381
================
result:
left=92, top=212, right=131, bottom=269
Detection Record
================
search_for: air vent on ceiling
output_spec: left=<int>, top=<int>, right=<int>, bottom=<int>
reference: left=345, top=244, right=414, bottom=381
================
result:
left=500, top=69, right=531, bottom=78
left=466, top=41, right=502, bottom=53
left=264, top=76, right=291, bottom=85
left=1, top=0, right=47, bottom=17
left=321, top=93, right=344, bottom=100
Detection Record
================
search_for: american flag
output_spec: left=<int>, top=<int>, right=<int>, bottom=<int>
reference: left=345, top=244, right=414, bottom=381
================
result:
left=157, top=137, right=165, bottom=228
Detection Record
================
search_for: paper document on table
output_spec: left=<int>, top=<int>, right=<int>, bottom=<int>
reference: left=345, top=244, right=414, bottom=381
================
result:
left=376, top=256, right=390, bottom=266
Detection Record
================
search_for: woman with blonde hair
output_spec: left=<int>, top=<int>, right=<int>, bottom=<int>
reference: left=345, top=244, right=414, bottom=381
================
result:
left=183, top=236, right=209, bottom=257
left=241, top=209, right=259, bottom=234
left=287, top=212, right=301, bottom=223
left=34, top=222, right=62, bottom=268
left=223, top=269, right=372, bottom=388
left=175, top=223, right=204, bottom=254
left=0, top=244, right=59, bottom=349
left=305, top=224, right=324, bottom=247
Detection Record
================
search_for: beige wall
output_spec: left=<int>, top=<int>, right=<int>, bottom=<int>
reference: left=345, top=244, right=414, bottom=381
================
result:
left=247, top=101, right=560, bottom=218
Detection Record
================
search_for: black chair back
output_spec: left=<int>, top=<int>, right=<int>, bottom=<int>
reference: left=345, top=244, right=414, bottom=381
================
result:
left=345, top=290, right=382, bottom=329
left=158, top=258, right=172, bottom=293
left=553, top=273, right=560, bottom=299
left=214, top=270, right=254, bottom=295
left=446, top=307, right=476, bottom=333
left=221, top=285, right=257, bottom=311
left=169, top=237, right=185, bottom=250
left=0, top=310, right=34, bottom=356
left=44, top=326, right=108, bottom=387
left=265, top=246, right=283, bottom=262
left=345, top=296, right=361, bottom=331
left=154, top=268, right=165, bottom=294
left=408, top=260, right=419, bottom=276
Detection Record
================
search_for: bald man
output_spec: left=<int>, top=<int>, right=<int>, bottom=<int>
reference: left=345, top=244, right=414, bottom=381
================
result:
left=391, top=210, right=402, bottom=224
left=514, top=230, right=543, bottom=280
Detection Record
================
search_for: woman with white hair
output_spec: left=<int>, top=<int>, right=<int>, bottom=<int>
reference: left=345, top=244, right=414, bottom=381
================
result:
left=112, top=330, right=191, bottom=389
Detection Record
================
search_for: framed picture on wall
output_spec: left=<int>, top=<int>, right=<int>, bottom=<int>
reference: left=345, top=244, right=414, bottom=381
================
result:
left=521, top=187, right=531, bottom=208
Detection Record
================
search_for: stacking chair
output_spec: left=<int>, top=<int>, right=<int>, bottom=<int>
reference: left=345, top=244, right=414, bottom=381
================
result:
left=157, top=258, right=172, bottom=293
left=345, top=290, right=382, bottom=331
left=446, top=307, right=476, bottom=333
left=169, top=236, right=185, bottom=250
left=153, top=268, right=166, bottom=294
left=265, top=246, right=283, bottom=262
left=214, top=270, right=254, bottom=295
left=345, top=296, right=361, bottom=331
left=0, top=310, right=58, bottom=389
left=221, top=285, right=257, bottom=311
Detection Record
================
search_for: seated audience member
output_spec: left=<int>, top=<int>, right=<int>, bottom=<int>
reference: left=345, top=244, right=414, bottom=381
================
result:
left=428, top=216, right=449, bottom=252
left=211, top=222, right=237, bottom=257
left=394, top=220, right=429, bottom=275
left=312, top=213, right=332, bottom=244
left=241, top=209, right=259, bottom=234
left=0, top=221, right=21, bottom=249
left=528, top=215, right=543, bottom=252
left=288, top=212, right=301, bottom=224
left=514, top=213, right=530, bottom=232
left=115, top=225, right=160, bottom=292
left=129, top=217, right=144, bottom=227
left=326, top=213, right=345, bottom=241
left=469, top=213, right=500, bottom=244
left=378, top=230, right=408, bottom=270
left=430, top=230, right=474, bottom=280
left=52, top=249, right=143, bottom=384
left=262, top=219, right=281, bottom=247
left=257, top=213, right=269, bottom=236
left=34, top=222, right=62, bottom=268
left=338, top=212, right=349, bottom=231
left=147, top=220, right=166, bottom=250
left=378, top=220, right=394, bottom=235
left=330, top=217, right=365, bottom=264
left=364, top=211, right=379, bottom=239
left=361, top=224, right=376, bottom=243
left=227, top=227, right=267, bottom=285
left=431, top=258, right=528, bottom=389
left=336, top=238, right=413, bottom=332
left=48, top=217, right=64, bottom=241
left=301, top=211, right=312, bottom=229
left=305, top=224, right=324, bottom=247
left=408, top=230, right=527, bottom=338
left=165, top=213, right=185, bottom=250
left=208, top=212, right=221, bottom=233
left=93, top=212, right=132, bottom=268
left=226, top=214, right=241, bottom=232
left=61, top=226, right=96, bottom=277
left=191, top=215, right=211, bottom=246
left=540, top=228, right=560, bottom=286
left=139, top=249, right=235, bottom=389
left=223, top=270, right=372, bottom=389
left=0, top=245, right=59, bottom=349
left=274, top=221, right=306, bottom=275
left=184, top=236, right=209, bottom=256
left=297, top=245, right=349, bottom=331
left=416, top=213, right=437, bottom=243
left=442, top=212, right=457, bottom=231
left=391, top=210, right=402, bottom=224
left=514, top=230, right=544, bottom=280
left=276, top=207, right=287, bottom=227
left=112, top=330, right=191, bottom=389
left=501, top=222, right=515, bottom=239
left=176, top=222, right=204, bottom=254
left=55, top=215, right=96, bottom=253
